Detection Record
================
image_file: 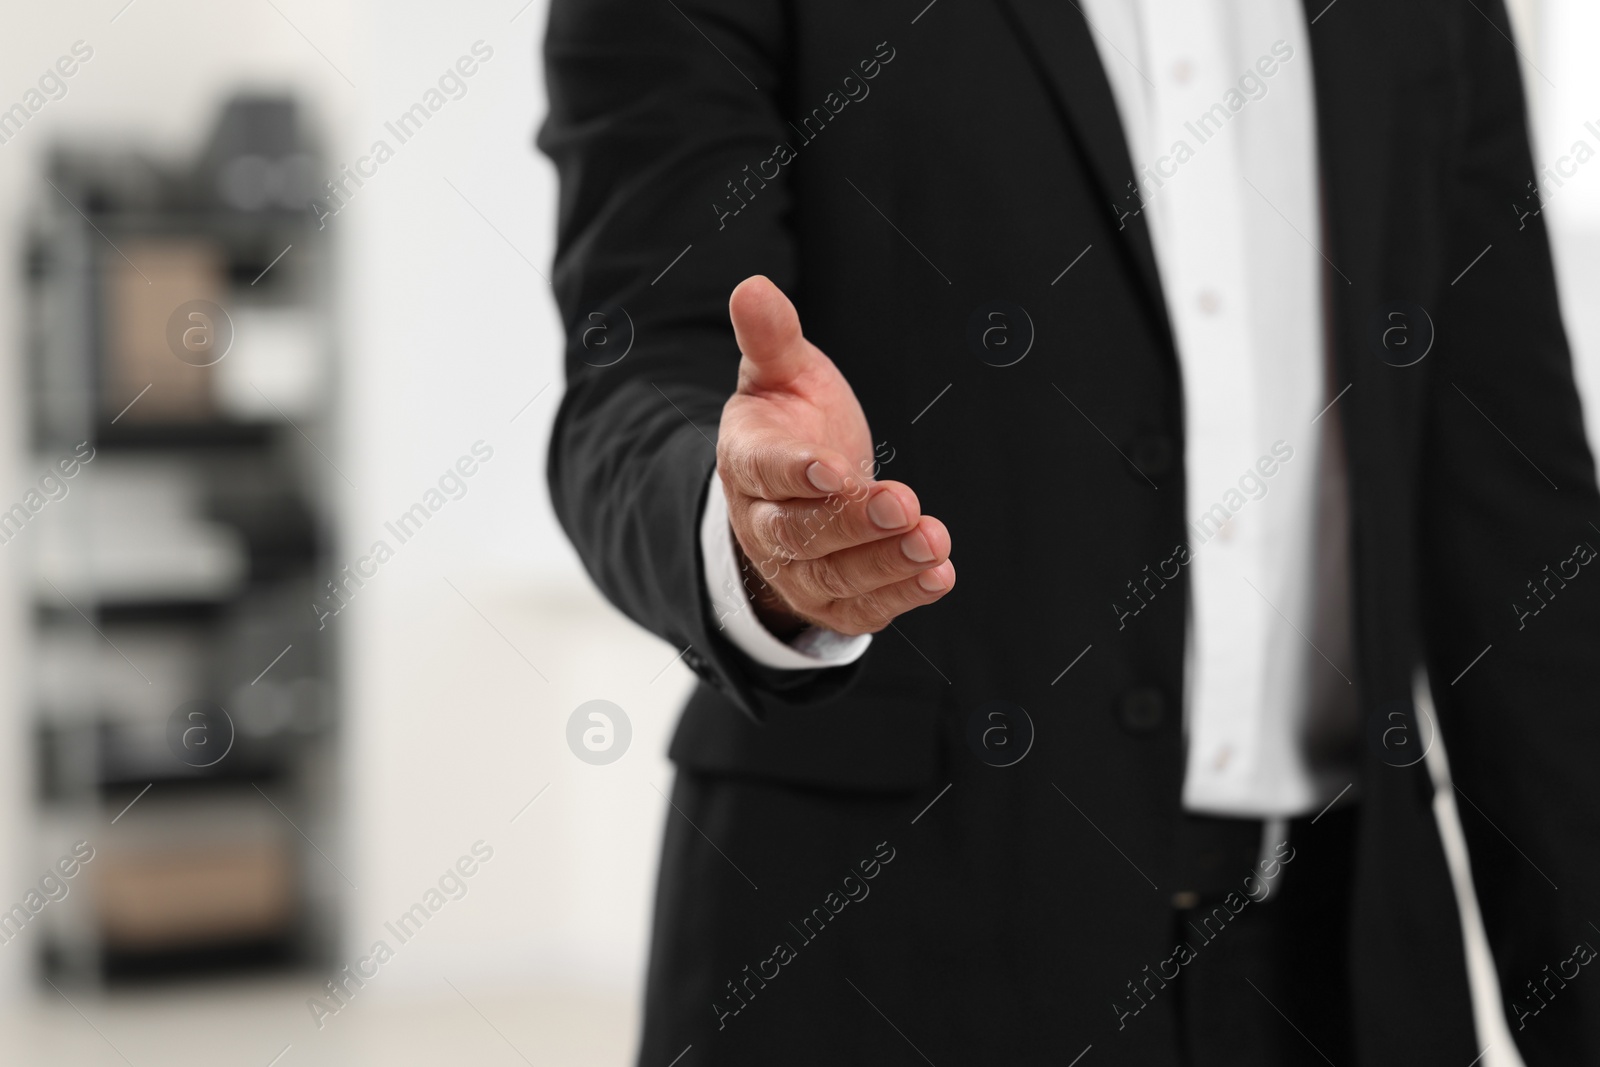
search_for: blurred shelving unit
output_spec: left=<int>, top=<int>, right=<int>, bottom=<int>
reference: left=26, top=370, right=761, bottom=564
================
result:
left=21, top=94, right=343, bottom=985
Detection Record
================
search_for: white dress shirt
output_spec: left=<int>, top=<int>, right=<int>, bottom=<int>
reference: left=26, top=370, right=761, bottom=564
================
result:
left=701, top=0, right=1359, bottom=818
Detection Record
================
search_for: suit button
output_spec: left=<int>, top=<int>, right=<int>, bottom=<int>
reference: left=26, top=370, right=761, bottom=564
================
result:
left=1125, top=434, right=1173, bottom=482
left=1117, top=687, right=1166, bottom=733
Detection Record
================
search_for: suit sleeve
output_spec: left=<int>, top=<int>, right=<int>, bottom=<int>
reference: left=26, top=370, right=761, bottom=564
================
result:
left=1420, top=3, right=1600, bottom=1059
left=537, top=0, right=862, bottom=719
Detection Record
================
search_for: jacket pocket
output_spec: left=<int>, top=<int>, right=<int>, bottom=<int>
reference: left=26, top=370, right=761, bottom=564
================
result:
left=667, top=673, right=946, bottom=793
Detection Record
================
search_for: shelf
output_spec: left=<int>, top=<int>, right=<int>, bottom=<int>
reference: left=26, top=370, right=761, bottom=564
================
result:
left=96, top=758, right=297, bottom=793
left=93, top=419, right=280, bottom=451
left=96, top=934, right=301, bottom=986
left=27, top=90, right=340, bottom=987
left=35, top=723, right=304, bottom=802
left=37, top=596, right=233, bottom=624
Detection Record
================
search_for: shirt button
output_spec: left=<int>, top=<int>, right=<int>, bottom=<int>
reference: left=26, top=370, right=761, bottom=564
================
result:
left=1198, top=290, right=1222, bottom=315
left=1216, top=519, right=1235, bottom=542
left=1171, top=59, right=1194, bottom=84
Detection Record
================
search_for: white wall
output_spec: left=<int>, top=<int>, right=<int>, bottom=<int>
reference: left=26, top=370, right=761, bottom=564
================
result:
left=337, top=0, right=686, bottom=1001
left=0, top=0, right=691, bottom=1015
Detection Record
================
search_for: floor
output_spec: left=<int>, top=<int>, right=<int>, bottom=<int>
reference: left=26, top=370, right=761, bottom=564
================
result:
left=9, top=979, right=638, bottom=1066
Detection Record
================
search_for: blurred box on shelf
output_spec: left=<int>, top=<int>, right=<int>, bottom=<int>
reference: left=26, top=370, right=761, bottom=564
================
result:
left=90, top=794, right=296, bottom=952
left=101, top=237, right=226, bottom=422
left=95, top=840, right=295, bottom=950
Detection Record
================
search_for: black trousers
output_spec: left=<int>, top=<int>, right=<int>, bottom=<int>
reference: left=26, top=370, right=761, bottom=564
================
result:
left=640, top=766, right=1370, bottom=1066
left=1167, top=804, right=1360, bottom=1067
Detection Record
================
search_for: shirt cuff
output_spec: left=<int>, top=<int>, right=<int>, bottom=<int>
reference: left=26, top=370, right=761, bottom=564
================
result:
left=700, top=472, right=871, bottom=670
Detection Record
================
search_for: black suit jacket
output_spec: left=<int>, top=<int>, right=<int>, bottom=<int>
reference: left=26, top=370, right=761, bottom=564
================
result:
left=539, top=1, right=1600, bottom=1062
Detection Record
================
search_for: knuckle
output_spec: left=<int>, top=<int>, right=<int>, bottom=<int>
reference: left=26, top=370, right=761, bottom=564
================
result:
left=755, top=507, right=798, bottom=558
left=716, top=434, right=748, bottom=472
left=834, top=594, right=890, bottom=635
left=726, top=505, right=757, bottom=551
left=725, top=452, right=759, bottom=496
left=749, top=458, right=779, bottom=499
left=727, top=441, right=785, bottom=499
left=788, top=503, right=833, bottom=557
left=806, top=556, right=856, bottom=601
left=745, top=444, right=778, bottom=497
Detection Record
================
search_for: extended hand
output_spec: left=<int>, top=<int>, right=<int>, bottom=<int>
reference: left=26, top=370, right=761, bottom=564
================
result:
left=716, top=276, right=955, bottom=638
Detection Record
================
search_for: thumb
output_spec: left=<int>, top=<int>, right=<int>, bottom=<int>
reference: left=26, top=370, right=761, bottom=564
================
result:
left=729, top=275, right=816, bottom=392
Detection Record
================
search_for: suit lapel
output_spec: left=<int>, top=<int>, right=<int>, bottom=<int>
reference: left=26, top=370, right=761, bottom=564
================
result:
left=998, top=0, right=1170, bottom=341
left=1295, top=0, right=1387, bottom=375
left=1296, top=0, right=1395, bottom=717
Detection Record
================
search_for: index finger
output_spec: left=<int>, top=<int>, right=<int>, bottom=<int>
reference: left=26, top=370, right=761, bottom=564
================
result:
left=716, top=434, right=863, bottom=502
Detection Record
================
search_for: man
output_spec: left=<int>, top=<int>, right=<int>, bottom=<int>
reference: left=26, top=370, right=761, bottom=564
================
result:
left=539, top=0, right=1600, bottom=1062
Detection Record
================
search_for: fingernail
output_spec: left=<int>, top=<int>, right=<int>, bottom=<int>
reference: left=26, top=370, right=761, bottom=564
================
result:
left=868, top=490, right=907, bottom=529
left=917, top=568, right=948, bottom=593
left=900, top=529, right=935, bottom=563
left=807, top=462, right=843, bottom=493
